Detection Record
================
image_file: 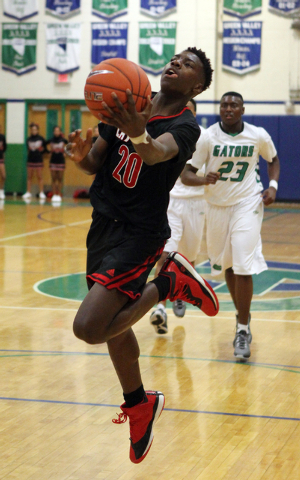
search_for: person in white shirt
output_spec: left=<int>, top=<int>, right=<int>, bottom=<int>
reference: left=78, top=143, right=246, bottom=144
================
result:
left=181, top=92, right=280, bottom=360
left=150, top=99, right=219, bottom=334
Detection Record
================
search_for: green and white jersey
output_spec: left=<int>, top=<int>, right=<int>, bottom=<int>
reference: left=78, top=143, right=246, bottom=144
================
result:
left=191, top=121, right=277, bottom=207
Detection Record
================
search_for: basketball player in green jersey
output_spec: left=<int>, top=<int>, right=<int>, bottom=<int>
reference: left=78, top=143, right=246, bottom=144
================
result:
left=182, top=92, right=280, bottom=361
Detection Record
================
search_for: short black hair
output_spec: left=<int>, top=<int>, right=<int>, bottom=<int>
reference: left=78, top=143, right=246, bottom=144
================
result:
left=221, top=91, right=244, bottom=103
left=187, top=47, right=213, bottom=92
left=187, top=98, right=197, bottom=112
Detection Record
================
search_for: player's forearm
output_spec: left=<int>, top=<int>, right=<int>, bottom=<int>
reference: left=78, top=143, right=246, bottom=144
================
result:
left=76, top=151, right=103, bottom=175
left=131, top=132, right=178, bottom=166
left=181, top=168, right=204, bottom=186
left=267, top=155, right=280, bottom=182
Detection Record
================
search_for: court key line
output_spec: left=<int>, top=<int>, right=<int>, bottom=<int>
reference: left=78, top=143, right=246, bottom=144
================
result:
left=0, top=396, right=299, bottom=422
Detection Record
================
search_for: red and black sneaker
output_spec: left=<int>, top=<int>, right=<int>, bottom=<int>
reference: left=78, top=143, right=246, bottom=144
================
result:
left=159, top=251, right=219, bottom=317
left=113, top=390, right=165, bottom=464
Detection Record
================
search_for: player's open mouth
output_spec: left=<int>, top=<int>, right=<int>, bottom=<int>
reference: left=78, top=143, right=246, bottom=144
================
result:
left=165, top=68, right=178, bottom=78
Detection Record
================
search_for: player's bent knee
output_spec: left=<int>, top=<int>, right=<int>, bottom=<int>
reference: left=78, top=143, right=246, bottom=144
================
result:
left=73, top=314, right=107, bottom=345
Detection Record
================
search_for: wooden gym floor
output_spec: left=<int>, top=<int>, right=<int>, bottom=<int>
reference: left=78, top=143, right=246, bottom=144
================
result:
left=0, top=198, right=300, bottom=480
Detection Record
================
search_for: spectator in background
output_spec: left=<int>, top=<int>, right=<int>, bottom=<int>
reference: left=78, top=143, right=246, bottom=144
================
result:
left=22, top=123, right=47, bottom=201
left=0, top=126, right=7, bottom=200
left=47, top=125, right=68, bottom=203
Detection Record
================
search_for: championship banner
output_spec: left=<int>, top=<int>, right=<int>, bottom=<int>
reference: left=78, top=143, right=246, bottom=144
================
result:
left=222, top=21, right=262, bottom=75
left=269, top=0, right=300, bottom=16
left=91, top=23, right=128, bottom=65
left=140, top=0, right=176, bottom=18
left=223, top=0, right=262, bottom=18
left=92, top=0, right=127, bottom=20
left=45, top=0, right=80, bottom=19
left=3, top=0, right=38, bottom=21
left=46, top=23, right=81, bottom=74
left=139, top=22, right=176, bottom=75
left=2, top=23, right=37, bottom=75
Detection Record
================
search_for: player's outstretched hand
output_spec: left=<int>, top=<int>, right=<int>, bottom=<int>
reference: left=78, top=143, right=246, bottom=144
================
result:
left=262, top=187, right=276, bottom=206
left=65, top=128, right=93, bottom=163
left=204, top=172, right=220, bottom=185
left=98, top=90, right=152, bottom=138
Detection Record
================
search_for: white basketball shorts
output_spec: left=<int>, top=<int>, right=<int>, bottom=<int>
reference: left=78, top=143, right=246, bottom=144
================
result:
left=164, top=196, right=206, bottom=262
left=206, top=194, right=268, bottom=276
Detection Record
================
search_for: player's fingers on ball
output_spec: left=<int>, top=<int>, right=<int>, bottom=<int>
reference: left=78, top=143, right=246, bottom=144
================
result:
left=101, top=101, right=116, bottom=117
left=143, top=98, right=153, bottom=116
left=111, top=93, right=125, bottom=111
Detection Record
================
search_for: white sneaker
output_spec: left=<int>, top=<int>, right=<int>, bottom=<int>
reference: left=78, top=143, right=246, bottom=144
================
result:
left=51, top=194, right=62, bottom=202
left=39, top=191, right=46, bottom=199
left=22, top=192, right=32, bottom=199
left=0, top=190, right=5, bottom=200
left=150, top=304, right=168, bottom=334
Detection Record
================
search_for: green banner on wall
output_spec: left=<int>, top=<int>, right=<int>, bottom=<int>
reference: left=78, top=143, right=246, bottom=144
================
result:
left=223, top=0, right=262, bottom=18
left=139, top=22, right=176, bottom=75
left=92, top=0, right=127, bottom=20
left=2, top=23, right=37, bottom=75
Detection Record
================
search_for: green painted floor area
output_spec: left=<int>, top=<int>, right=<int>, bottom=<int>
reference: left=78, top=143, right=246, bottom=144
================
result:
left=35, top=264, right=300, bottom=312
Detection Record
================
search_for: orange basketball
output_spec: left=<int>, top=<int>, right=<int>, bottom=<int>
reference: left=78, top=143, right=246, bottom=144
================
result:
left=84, top=58, right=152, bottom=120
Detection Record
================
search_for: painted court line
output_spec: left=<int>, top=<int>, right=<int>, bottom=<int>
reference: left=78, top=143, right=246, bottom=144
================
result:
left=0, top=220, right=91, bottom=242
left=0, top=305, right=300, bottom=323
left=0, top=245, right=86, bottom=251
left=0, top=396, right=298, bottom=422
left=1, top=348, right=300, bottom=371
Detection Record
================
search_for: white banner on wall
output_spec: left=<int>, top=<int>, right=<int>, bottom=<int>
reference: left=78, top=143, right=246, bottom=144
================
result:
left=46, top=23, right=81, bottom=74
left=3, top=0, right=38, bottom=21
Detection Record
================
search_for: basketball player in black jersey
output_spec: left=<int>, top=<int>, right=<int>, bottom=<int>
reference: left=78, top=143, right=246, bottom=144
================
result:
left=66, top=48, right=219, bottom=464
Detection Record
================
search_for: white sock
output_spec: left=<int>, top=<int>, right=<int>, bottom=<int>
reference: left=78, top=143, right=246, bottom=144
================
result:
left=237, top=322, right=249, bottom=334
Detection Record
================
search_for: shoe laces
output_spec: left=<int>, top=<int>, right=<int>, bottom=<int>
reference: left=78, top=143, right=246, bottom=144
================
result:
left=176, top=299, right=184, bottom=308
left=236, top=331, right=247, bottom=348
left=112, top=412, right=128, bottom=424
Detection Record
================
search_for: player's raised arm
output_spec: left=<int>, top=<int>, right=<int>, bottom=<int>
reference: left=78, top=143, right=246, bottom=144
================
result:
left=65, top=128, right=108, bottom=175
left=98, top=91, right=181, bottom=165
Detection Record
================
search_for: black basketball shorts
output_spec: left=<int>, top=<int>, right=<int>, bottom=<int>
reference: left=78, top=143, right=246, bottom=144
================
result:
left=86, top=210, right=165, bottom=300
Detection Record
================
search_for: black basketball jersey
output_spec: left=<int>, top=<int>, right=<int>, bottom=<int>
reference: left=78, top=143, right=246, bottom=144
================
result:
left=89, top=107, right=200, bottom=238
left=48, top=135, right=68, bottom=164
left=27, top=135, right=47, bottom=163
